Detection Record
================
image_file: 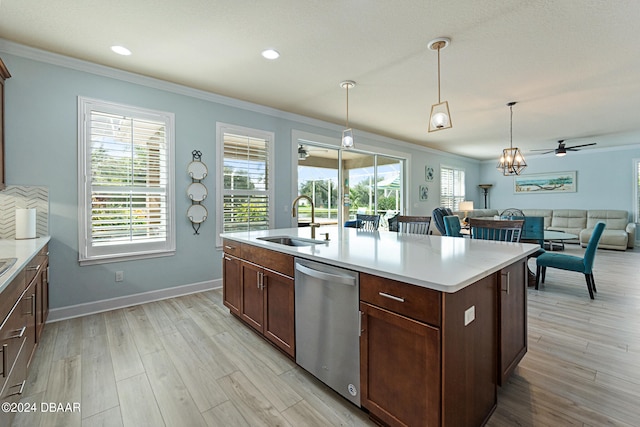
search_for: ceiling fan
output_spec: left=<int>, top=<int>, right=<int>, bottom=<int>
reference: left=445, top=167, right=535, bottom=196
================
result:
left=530, top=140, right=596, bottom=157
left=298, top=144, right=328, bottom=160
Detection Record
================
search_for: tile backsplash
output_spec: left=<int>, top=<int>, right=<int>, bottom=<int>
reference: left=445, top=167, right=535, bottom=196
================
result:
left=0, top=185, right=49, bottom=239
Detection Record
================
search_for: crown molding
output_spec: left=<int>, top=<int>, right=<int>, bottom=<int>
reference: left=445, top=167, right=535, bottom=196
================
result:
left=0, top=38, right=478, bottom=163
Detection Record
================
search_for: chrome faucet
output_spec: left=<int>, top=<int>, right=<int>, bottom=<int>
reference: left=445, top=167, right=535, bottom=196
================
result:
left=292, top=195, right=320, bottom=239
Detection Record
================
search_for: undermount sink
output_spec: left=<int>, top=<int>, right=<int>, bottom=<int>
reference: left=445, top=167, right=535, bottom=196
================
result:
left=257, top=236, right=324, bottom=247
left=0, top=258, right=17, bottom=277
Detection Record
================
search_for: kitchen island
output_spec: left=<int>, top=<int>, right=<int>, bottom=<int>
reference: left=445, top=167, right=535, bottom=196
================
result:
left=221, top=226, right=539, bottom=427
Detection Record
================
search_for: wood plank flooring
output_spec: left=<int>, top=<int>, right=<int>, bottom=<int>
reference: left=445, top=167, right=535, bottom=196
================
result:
left=12, top=245, right=640, bottom=426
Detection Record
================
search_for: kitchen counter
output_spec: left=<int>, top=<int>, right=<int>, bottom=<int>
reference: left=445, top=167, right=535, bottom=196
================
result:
left=0, top=236, right=50, bottom=293
left=221, top=226, right=539, bottom=293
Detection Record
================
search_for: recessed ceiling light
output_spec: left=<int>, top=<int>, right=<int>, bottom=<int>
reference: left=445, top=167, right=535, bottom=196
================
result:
left=261, top=49, right=280, bottom=60
left=111, top=45, right=132, bottom=56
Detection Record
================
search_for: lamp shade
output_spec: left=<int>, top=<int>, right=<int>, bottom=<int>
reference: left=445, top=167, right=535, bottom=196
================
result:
left=459, top=201, right=474, bottom=212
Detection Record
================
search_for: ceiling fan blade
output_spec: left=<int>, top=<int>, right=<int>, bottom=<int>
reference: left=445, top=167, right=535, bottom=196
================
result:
left=566, top=142, right=597, bottom=149
left=530, top=149, right=555, bottom=154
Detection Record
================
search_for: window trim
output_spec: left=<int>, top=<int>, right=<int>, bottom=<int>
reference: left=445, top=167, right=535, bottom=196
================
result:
left=216, top=122, right=275, bottom=247
left=439, top=164, right=466, bottom=211
left=77, top=97, right=176, bottom=265
left=634, top=158, right=640, bottom=223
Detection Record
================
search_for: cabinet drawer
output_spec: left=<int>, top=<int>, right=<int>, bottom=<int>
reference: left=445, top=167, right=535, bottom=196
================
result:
left=360, top=273, right=441, bottom=327
left=0, top=270, right=25, bottom=327
left=222, top=239, right=243, bottom=257
left=0, top=336, right=27, bottom=427
left=25, top=256, right=46, bottom=287
left=242, top=245, right=294, bottom=277
left=0, top=296, right=28, bottom=390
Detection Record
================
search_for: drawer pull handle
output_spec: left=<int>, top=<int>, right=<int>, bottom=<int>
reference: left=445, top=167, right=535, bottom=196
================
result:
left=26, top=265, right=41, bottom=271
left=1, top=344, right=6, bottom=377
left=8, top=326, right=26, bottom=339
left=224, top=245, right=236, bottom=250
left=7, top=380, right=26, bottom=397
left=379, top=292, right=405, bottom=303
left=501, top=271, right=510, bottom=294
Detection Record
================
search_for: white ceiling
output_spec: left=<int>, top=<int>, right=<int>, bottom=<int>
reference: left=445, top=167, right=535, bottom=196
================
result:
left=1, top=0, right=639, bottom=160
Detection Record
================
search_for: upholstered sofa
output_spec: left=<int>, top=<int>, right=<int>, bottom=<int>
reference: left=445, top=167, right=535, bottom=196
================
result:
left=452, top=208, right=635, bottom=251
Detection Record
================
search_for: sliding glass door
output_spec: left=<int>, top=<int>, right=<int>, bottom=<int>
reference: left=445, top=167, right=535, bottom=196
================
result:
left=296, top=137, right=405, bottom=230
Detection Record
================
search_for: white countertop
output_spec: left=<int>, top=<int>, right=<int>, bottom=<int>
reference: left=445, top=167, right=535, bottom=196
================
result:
left=221, top=226, right=540, bottom=293
left=0, top=237, right=50, bottom=293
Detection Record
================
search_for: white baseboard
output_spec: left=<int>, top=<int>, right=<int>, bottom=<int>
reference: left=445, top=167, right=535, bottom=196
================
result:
left=47, top=279, right=222, bottom=322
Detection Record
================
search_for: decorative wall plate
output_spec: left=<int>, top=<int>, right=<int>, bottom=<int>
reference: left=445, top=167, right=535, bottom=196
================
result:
left=187, top=204, right=208, bottom=223
left=187, top=161, right=208, bottom=180
left=187, top=182, right=208, bottom=201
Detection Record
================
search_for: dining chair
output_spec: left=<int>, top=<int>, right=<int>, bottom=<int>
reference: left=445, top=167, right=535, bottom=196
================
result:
left=397, top=215, right=431, bottom=235
left=535, top=221, right=606, bottom=299
left=469, top=218, right=524, bottom=242
left=356, top=214, right=381, bottom=231
left=510, top=216, right=545, bottom=256
left=443, top=215, right=463, bottom=237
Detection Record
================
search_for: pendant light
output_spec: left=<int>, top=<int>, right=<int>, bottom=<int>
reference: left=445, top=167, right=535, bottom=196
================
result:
left=340, top=80, right=356, bottom=148
left=497, top=102, right=527, bottom=176
left=428, top=37, right=452, bottom=132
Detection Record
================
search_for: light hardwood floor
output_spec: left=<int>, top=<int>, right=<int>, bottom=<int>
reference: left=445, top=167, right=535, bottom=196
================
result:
left=12, top=245, right=640, bottom=426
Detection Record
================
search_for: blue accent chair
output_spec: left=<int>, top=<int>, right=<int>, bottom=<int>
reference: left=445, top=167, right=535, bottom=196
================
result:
left=535, top=221, right=606, bottom=299
left=432, top=207, right=453, bottom=235
left=443, top=215, right=463, bottom=237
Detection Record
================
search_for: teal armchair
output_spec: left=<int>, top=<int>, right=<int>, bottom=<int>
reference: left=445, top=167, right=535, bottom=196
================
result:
left=535, top=221, right=606, bottom=299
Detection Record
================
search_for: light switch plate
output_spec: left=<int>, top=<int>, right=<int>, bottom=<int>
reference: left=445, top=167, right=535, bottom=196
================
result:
left=464, top=305, right=475, bottom=326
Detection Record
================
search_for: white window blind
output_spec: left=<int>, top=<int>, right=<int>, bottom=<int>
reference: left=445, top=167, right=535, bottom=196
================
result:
left=78, top=97, right=175, bottom=264
left=217, top=124, right=274, bottom=245
left=440, top=166, right=466, bottom=210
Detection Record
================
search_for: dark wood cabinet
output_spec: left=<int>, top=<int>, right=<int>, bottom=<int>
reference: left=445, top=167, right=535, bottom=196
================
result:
left=360, top=270, right=498, bottom=427
left=222, top=240, right=295, bottom=358
left=222, top=254, right=241, bottom=317
left=360, top=301, right=440, bottom=427
left=497, top=258, right=527, bottom=385
left=0, top=57, right=10, bottom=190
left=0, top=244, right=49, bottom=427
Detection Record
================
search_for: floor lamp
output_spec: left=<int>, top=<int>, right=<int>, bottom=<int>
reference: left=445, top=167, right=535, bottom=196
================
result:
left=478, top=184, right=492, bottom=209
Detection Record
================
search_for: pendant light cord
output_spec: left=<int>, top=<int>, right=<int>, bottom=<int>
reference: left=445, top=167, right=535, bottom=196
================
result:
left=509, top=103, right=513, bottom=149
left=345, top=85, right=350, bottom=128
left=437, top=46, right=441, bottom=104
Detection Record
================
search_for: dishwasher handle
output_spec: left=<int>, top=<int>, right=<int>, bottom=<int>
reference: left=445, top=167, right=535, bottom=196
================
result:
left=295, top=263, right=356, bottom=286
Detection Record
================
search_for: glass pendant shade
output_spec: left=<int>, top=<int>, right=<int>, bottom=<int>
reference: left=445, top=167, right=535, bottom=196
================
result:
left=342, top=128, right=354, bottom=148
left=429, top=101, right=452, bottom=132
left=497, top=147, right=527, bottom=176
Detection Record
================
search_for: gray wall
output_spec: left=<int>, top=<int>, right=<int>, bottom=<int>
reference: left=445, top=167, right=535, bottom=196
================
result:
left=1, top=44, right=480, bottom=310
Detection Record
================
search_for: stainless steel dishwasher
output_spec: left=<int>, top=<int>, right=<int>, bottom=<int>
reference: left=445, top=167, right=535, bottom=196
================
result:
left=294, top=258, right=361, bottom=407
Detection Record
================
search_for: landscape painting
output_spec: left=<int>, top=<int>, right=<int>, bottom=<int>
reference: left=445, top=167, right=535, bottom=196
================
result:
left=514, top=171, right=577, bottom=194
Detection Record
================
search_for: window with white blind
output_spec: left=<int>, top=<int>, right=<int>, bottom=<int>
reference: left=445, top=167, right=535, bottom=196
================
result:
left=216, top=123, right=274, bottom=247
left=440, top=165, right=466, bottom=210
left=78, top=97, right=175, bottom=265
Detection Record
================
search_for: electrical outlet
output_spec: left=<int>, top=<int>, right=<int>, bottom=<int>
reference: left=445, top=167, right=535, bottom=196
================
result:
left=464, top=305, right=475, bottom=326
left=115, top=271, right=124, bottom=282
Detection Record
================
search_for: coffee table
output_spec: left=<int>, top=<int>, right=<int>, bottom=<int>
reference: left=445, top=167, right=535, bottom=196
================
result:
left=544, top=230, right=578, bottom=251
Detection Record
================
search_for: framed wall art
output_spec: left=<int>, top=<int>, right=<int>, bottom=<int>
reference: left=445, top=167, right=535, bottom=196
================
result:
left=514, top=171, right=576, bottom=194
left=425, top=166, right=435, bottom=181
left=419, top=184, right=429, bottom=201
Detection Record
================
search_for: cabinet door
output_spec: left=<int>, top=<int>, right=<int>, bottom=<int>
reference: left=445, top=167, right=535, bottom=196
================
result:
left=360, top=302, right=440, bottom=427
left=240, top=261, right=264, bottom=332
left=263, top=269, right=294, bottom=358
left=222, top=254, right=242, bottom=316
left=498, top=258, right=527, bottom=385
